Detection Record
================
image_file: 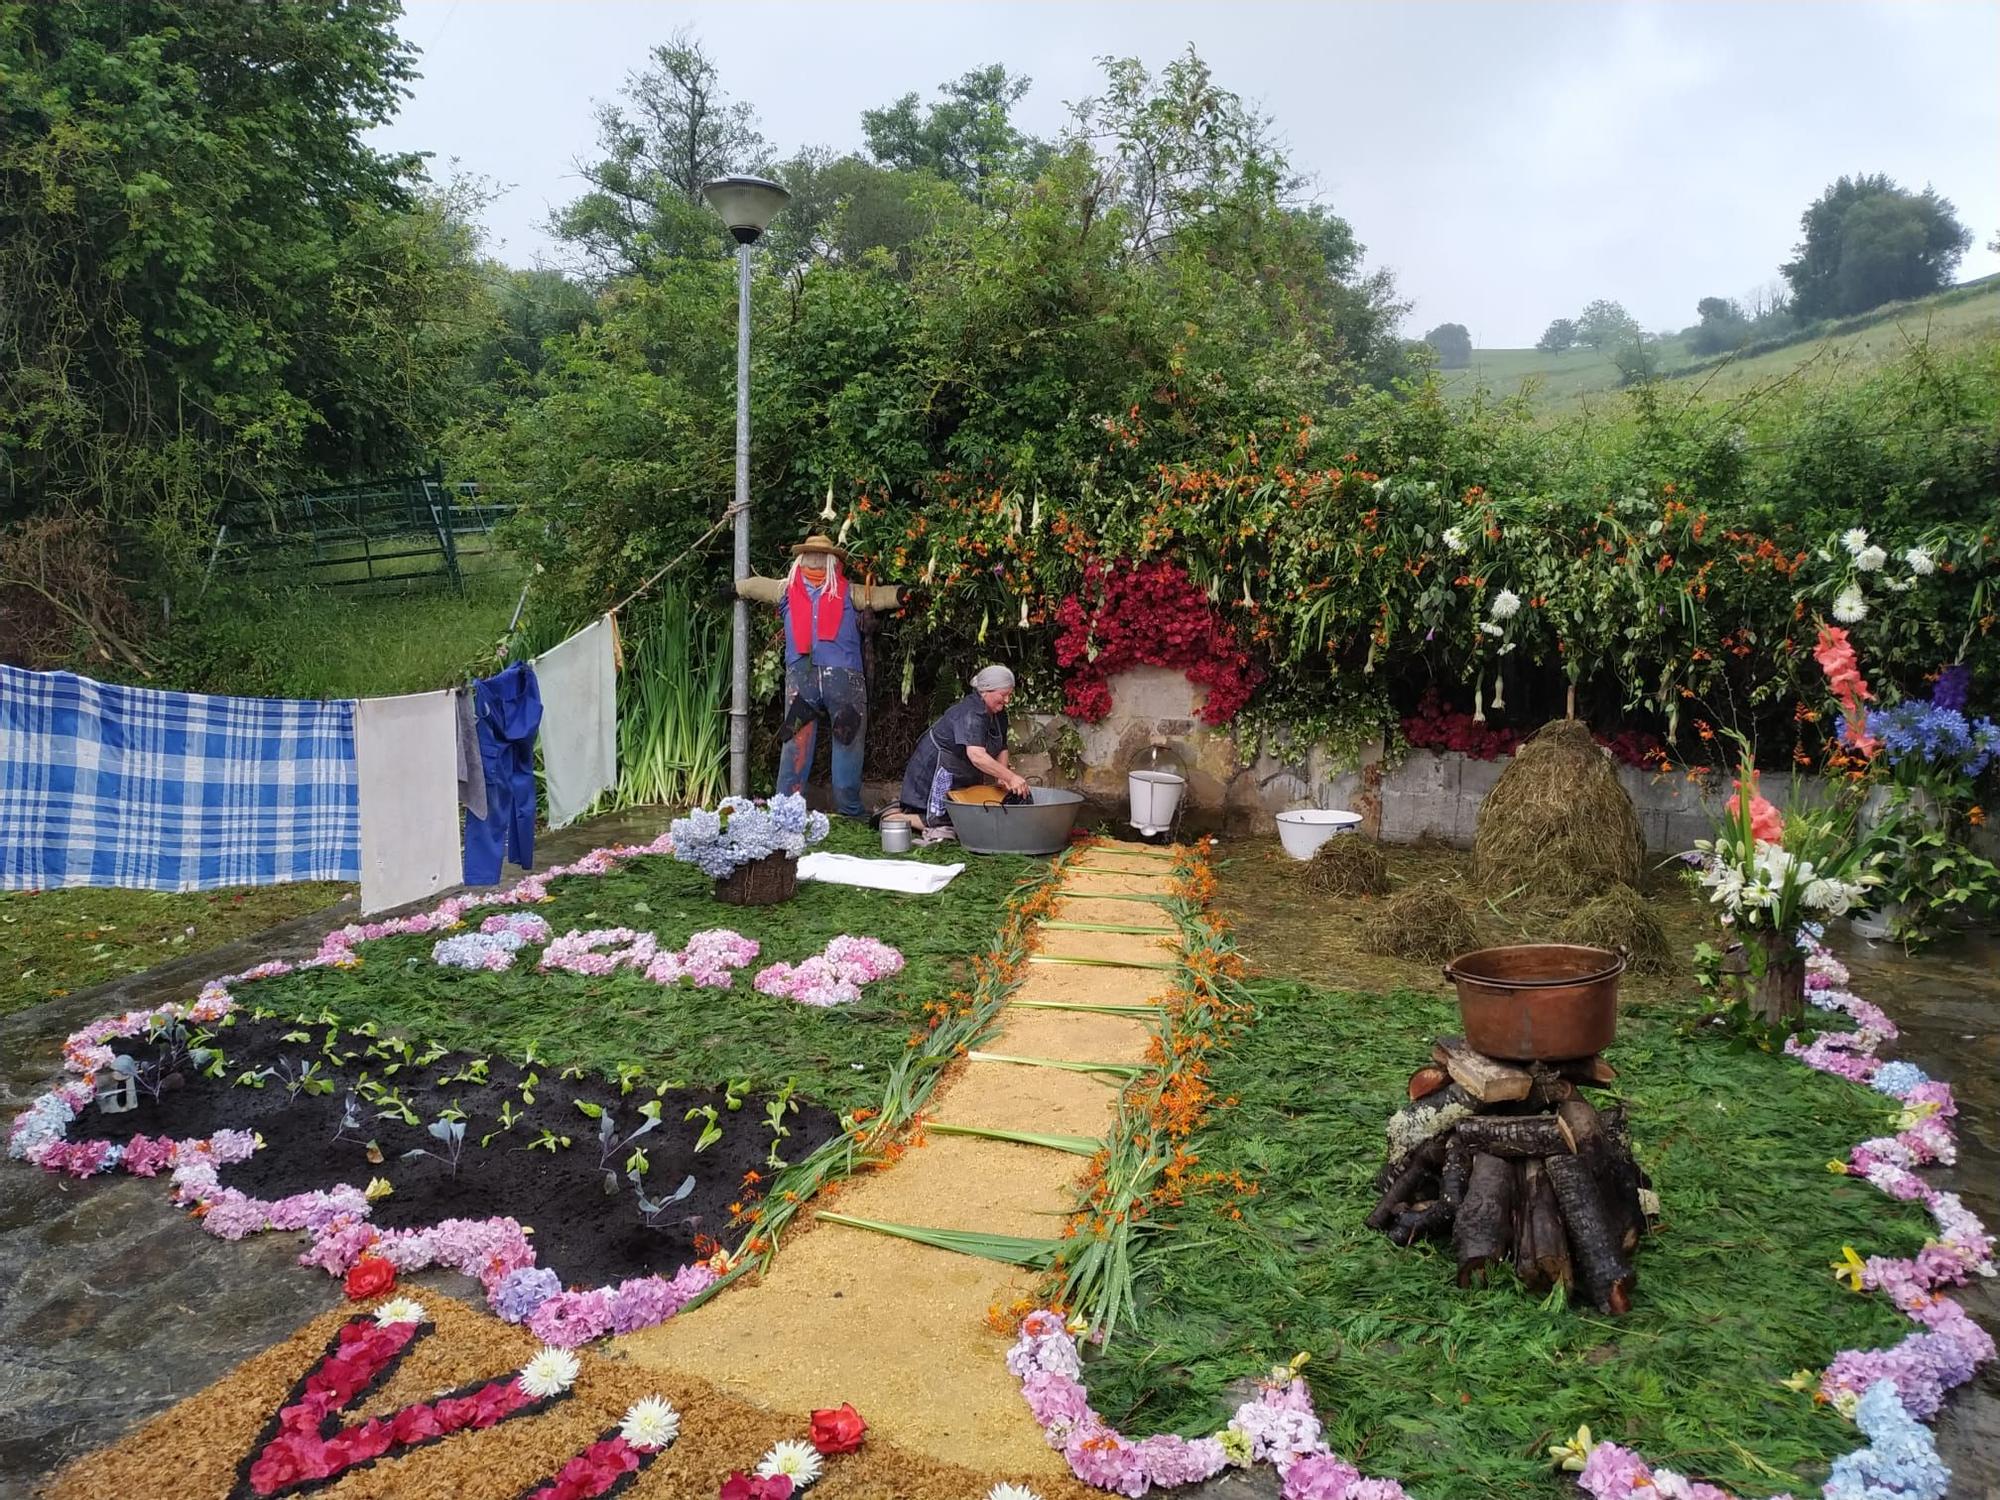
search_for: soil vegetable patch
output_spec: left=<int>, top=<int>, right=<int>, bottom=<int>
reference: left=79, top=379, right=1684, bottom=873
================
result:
left=71, top=1015, right=839, bottom=1289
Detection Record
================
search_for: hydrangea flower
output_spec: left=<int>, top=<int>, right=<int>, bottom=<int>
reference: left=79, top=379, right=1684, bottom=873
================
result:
left=669, top=794, right=828, bottom=877
left=494, top=1266, right=563, bottom=1323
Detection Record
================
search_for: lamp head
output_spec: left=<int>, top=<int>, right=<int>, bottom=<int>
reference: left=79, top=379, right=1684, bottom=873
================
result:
left=701, top=174, right=790, bottom=244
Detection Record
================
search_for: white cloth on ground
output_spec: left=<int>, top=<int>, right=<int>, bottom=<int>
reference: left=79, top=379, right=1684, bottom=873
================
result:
left=532, top=614, right=618, bottom=830
left=794, top=850, right=965, bottom=894
left=354, top=690, right=462, bottom=915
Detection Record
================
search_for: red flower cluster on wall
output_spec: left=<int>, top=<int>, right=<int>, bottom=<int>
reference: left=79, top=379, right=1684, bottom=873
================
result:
left=1400, top=690, right=1520, bottom=760
left=1053, top=559, right=1262, bottom=725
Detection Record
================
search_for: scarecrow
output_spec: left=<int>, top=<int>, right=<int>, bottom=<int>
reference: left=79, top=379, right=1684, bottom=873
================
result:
left=732, top=533, right=903, bottom=818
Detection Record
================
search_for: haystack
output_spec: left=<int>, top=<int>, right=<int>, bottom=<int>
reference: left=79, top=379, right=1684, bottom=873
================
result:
left=1554, top=883, right=1674, bottom=974
left=1364, top=885, right=1478, bottom=963
left=1305, top=836, right=1389, bottom=897
left=1473, top=720, right=1642, bottom=903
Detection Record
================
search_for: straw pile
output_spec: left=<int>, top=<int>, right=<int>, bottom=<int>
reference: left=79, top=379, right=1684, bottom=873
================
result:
left=1364, top=885, right=1478, bottom=962
left=1473, top=720, right=1642, bottom=902
left=1306, top=836, right=1390, bottom=897
left=1555, top=884, right=1675, bottom=974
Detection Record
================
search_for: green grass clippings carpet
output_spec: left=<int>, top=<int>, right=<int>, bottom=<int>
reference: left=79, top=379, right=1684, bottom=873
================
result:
left=1077, top=980, right=1928, bottom=1500
left=229, top=822, right=1037, bottom=1114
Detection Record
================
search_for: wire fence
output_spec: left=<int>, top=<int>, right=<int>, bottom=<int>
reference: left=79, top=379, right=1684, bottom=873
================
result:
left=204, top=471, right=517, bottom=592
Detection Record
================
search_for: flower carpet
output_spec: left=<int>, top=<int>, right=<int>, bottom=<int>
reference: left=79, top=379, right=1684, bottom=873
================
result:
left=10, top=821, right=1993, bottom=1499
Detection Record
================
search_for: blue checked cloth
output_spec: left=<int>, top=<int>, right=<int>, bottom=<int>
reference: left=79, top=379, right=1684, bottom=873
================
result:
left=0, top=665, right=361, bottom=891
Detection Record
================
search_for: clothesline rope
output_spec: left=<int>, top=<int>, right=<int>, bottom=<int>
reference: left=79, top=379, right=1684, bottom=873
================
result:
left=501, top=500, right=744, bottom=662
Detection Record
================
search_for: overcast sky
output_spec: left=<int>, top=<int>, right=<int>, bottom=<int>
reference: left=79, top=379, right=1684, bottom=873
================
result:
left=375, top=0, right=2000, bottom=347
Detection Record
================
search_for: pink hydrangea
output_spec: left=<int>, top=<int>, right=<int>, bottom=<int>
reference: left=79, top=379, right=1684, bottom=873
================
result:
left=1064, top=1427, right=1149, bottom=1497
left=1282, top=1455, right=1358, bottom=1500
left=528, top=1288, right=615, bottom=1347
left=1020, top=1370, right=1092, bottom=1434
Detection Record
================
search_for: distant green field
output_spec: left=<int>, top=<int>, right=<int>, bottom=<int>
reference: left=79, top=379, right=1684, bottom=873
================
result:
left=1446, top=277, right=2000, bottom=409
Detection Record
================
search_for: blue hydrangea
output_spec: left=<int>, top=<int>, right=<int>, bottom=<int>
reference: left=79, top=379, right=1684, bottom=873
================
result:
left=670, top=794, right=827, bottom=877
left=1825, top=1380, right=1950, bottom=1500
left=492, top=1265, right=563, bottom=1323
left=1870, top=1060, right=1931, bottom=1097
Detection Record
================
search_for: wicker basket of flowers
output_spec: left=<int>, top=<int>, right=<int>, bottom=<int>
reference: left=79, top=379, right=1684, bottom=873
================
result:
left=670, top=794, right=828, bottom=907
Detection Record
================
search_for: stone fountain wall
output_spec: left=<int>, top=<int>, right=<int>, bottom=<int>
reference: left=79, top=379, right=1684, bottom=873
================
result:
left=998, top=667, right=2000, bottom=859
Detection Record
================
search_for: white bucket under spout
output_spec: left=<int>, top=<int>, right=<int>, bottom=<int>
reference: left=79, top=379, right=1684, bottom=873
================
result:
left=1128, top=769, right=1186, bottom=836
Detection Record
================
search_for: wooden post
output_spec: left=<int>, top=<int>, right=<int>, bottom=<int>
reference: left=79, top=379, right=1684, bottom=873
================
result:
left=1748, top=928, right=1805, bottom=1026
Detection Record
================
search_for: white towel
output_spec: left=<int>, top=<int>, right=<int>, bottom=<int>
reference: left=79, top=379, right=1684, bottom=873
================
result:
left=533, top=615, right=618, bottom=830
left=354, top=690, right=461, bottom=915
left=794, top=851, right=965, bottom=894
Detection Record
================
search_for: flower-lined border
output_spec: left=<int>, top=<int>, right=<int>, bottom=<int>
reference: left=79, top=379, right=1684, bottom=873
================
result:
left=1573, top=944, right=1994, bottom=1500
left=5, top=830, right=731, bottom=1346
left=6, top=828, right=1057, bottom=1347
left=1004, top=940, right=1994, bottom=1499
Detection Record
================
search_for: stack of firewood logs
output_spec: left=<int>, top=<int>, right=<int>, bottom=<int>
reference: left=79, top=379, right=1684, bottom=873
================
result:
left=1368, top=1035, right=1651, bottom=1315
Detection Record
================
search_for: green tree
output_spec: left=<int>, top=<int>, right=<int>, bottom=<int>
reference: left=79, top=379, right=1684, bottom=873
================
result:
left=1780, top=174, right=1971, bottom=319
left=0, top=0, right=485, bottom=571
left=552, top=28, right=766, bottom=277
left=1536, top=317, right=1579, bottom=353
left=759, top=148, right=937, bottom=276
left=1687, top=295, right=1748, bottom=355
left=1612, top=337, right=1660, bottom=386
left=1576, top=299, right=1641, bottom=351
left=861, top=65, right=1045, bottom=201
left=1423, top=322, right=1472, bottom=368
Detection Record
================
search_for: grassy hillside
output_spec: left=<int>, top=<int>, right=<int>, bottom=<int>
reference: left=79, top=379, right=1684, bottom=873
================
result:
left=1447, top=276, right=2000, bottom=408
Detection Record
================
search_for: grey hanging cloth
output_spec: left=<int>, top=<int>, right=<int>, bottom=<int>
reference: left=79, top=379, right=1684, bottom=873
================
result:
left=454, top=684, right=489, bottom=822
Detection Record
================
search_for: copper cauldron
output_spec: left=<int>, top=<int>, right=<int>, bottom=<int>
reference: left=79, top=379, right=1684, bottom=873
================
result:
left=1442, top=943, right=1625, bottom=1061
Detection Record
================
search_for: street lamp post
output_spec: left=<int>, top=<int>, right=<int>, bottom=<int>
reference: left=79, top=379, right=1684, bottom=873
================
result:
left=701, top=175, right=790, bottom=799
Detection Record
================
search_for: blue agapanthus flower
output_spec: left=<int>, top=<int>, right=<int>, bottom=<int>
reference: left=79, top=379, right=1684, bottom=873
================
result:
left=1870, top=700, right=1998, bottom=780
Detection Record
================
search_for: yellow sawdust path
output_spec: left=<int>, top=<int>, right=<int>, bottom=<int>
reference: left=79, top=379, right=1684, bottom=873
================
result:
left=616, top=842, right=1179, bottom=1479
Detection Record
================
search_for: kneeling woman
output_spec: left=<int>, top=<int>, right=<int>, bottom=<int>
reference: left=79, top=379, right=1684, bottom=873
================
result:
left=896, top=665, right=1029, bottom=834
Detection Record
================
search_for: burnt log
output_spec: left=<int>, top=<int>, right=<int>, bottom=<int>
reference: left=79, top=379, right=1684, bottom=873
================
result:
left=1390, top=1136, right=1471, bottom=1246
left=1554, top=1054, right=1619, bottom=1087
left=1543, top=1151, right=1634, bottom=1314
left=1453, top=1152, right=1518, bottom=1286
left=1385, top=1083, right=1477, bottom=1163
left=1512, top=1157, right=1573, bottom=1294
left=1367, top=1136, right=1445, bottom=1231
left=1452, top=1113, right=1578, bottom=1159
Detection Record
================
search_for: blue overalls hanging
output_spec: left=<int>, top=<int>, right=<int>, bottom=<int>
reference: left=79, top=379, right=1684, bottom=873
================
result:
left=463, top=661, right=542, bottom=886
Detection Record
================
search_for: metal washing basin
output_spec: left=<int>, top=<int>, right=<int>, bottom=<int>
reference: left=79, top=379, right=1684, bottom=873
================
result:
left=947, top=786, right=1085, bottom=856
